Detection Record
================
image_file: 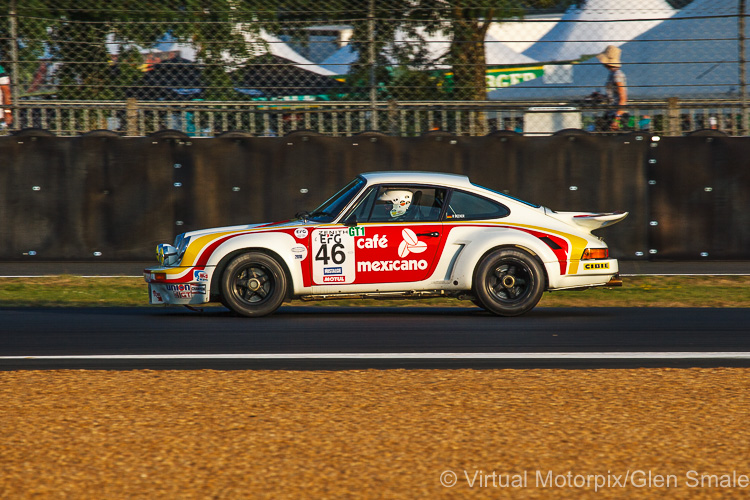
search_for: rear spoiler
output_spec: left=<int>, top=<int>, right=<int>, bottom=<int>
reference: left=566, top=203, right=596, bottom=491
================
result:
left=545, top=210, right=629, bottom=231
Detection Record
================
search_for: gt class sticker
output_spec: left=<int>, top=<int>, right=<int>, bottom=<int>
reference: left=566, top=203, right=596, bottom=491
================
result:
left=312, top=228, right=356, bottom=284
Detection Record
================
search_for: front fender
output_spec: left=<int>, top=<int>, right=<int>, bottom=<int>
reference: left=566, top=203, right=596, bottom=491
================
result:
left=205, top=230, right=305, bottom=294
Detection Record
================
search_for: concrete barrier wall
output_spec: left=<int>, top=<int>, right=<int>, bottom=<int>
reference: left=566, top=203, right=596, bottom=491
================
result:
left=1, top=130, right=747, bottom=261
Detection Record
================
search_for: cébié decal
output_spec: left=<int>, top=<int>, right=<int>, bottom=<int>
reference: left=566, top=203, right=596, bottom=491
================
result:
left=584, top=262, right=610, bottom=270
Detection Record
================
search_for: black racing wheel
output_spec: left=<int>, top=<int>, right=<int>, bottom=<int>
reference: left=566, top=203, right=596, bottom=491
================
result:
left=220, top=252, right=287, bottom=317
left=473, top=248, right=545, bottom=316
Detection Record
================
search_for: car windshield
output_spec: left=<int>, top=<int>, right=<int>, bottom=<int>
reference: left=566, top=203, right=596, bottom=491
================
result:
left=302, top=177, right=366, bottom=222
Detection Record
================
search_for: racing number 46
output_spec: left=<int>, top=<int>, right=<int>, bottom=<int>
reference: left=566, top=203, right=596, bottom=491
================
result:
left=315, top=241, right=346, bottom=265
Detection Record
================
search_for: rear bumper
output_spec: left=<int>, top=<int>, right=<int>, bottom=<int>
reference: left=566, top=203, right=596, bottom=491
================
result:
left=548, top=258, right=621, bottom=290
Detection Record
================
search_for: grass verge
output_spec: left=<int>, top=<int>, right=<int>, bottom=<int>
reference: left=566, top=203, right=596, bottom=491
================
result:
left=0, top=275, right=748, bottom=308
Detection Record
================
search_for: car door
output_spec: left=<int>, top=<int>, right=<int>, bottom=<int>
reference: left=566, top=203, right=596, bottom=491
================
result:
left=309, top=185, right=447, bottom=287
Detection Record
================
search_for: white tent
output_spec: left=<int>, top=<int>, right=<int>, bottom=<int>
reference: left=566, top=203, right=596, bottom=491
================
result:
left=107, top=29, right=337, bottom=77
left=522, top=0, right=675, bottom=63
left=487, top=13, right=562, bottom=54
left=490, top=0, right=749, bottom=101
left=234, top=29, right=338, bottom=77
left=320, top=28, right=538, bottom=76
left=320, top=45, right=359, bottom=75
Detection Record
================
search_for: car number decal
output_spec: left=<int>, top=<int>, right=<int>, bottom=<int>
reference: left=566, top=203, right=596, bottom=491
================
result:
left=312, top=228, right=356, bottom=284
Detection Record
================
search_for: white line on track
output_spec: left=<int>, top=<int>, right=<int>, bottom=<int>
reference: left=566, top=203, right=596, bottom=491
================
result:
left=3, top=352, right=750, bottom=361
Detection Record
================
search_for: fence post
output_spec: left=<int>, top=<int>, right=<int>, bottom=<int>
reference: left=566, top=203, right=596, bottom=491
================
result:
left=126, top=98, right=138, bottom=136
left=9, top=0, right=19, bottom=127
left=667, top=97, right=680, bottom=136
left=740, top=0, right=747, bottom=134
left=368, top=0, right=378, bottom=131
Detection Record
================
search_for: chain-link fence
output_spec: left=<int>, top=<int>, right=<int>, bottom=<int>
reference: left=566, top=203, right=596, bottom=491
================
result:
left=1, top=0, right=748, bottom=136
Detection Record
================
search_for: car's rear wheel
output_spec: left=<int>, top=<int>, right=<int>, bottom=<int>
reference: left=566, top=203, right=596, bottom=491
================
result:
left=220, top=252, right=287, bottom=317
left=474, top=248, right=545, bottom=316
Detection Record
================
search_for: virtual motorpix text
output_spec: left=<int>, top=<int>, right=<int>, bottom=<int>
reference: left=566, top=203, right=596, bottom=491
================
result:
left=439, top=469, right=750, bottom=491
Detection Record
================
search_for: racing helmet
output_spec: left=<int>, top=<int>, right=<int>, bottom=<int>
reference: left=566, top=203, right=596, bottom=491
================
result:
left=378, top=189, right=413, bottom=218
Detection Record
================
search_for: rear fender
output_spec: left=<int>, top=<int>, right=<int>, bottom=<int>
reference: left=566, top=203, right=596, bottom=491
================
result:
left=448, top=228, right=559, bottom=290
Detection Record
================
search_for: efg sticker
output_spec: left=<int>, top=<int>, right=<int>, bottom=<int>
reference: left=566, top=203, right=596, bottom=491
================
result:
left=194, top=270, right=209, bottom=282
left=294, top=227, right=309, bottom=239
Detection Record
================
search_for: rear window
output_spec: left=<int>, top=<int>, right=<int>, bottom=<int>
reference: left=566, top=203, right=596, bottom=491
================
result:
left=445, top=190, right=510, bottom=220
left=471, top=182, right=540, bottom=208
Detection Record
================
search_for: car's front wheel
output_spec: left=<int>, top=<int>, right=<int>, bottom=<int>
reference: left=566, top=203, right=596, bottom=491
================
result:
left=220, top=252, right=287, bottom=317
left=473, top=248, right=545, bottom=316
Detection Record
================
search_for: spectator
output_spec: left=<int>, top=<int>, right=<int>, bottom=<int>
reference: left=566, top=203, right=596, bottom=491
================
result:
left=596, top=45, right=627, bottom=131
left=0, top=64, right=11, bottom=128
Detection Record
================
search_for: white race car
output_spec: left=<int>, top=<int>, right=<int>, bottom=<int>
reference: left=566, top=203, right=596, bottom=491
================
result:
left=145, top=171, right=626, bottom=317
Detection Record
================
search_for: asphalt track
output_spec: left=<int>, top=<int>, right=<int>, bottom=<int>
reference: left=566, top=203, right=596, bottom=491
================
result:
left=2, top=305, right=750, bottom=370
left=1, top=260, right=749, bottom=370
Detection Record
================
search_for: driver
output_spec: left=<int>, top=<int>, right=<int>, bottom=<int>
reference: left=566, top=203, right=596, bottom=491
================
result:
left=377, top=189, right=413, bottom=220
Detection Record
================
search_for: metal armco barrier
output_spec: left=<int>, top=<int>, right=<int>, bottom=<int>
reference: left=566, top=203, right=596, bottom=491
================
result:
left=1, top=130, right=747, bottom=261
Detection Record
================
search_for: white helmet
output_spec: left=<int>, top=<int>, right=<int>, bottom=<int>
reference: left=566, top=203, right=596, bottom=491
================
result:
left=378, top=189, right=413, bottom=218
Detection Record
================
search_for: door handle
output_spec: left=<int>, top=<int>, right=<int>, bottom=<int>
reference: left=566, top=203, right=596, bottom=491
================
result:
left=416, top=232, right=440, bottom=237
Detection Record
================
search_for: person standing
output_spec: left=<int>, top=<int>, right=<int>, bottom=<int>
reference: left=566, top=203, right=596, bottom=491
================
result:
left=596, top=45, right=627, bottom=131
left=0, top=64, right=12, bottom=129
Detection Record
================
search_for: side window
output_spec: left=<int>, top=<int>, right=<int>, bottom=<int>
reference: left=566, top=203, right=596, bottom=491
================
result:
left=445, top=190, right=510, bottom=221
left=366, top=186, right=447, bottom=223
left=347, top=187, right=378, bottom=222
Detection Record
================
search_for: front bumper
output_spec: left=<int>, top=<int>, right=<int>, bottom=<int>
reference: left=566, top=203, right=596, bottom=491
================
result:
left=148, top=282, right=209, bottom=305
left=145, top=266, right=211, bottom=305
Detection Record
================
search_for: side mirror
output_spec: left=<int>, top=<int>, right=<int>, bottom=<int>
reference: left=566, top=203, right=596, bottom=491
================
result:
left=343, top=214, right=358, bottom=227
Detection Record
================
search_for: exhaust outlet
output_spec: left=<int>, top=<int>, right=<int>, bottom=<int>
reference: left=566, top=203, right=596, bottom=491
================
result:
left=606, top=273, right=623, bottom=287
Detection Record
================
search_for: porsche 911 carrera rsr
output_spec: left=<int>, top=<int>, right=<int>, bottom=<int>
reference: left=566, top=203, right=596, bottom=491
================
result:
left=145, top=171, right=626, bottom=317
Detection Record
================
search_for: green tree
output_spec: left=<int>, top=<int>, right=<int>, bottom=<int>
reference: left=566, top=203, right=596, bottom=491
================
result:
left=2, top=1, right=264, bottom=100
left=406, top=0, right=575, bottom=101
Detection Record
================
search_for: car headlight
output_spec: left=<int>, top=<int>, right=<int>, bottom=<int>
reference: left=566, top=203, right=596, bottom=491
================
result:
left=156, top=243, right=179, bottom=266
left=175, top=234, right=191, bottom=262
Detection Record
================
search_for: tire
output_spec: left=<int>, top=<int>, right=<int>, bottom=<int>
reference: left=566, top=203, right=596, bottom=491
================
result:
left=473, top=248, right=545, bottom=316
left=470, top=299, right=485, bottom=310
left=220, top=252, right=287, bottom=317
